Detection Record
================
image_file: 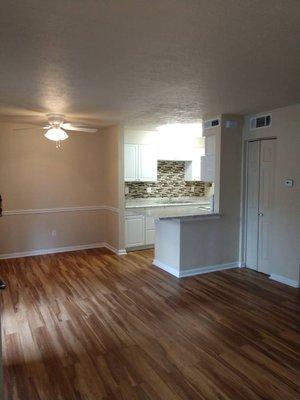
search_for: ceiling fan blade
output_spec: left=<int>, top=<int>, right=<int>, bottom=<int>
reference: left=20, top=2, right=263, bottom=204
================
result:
left=13, top=126, right=40, bottom=131
left=42, top=126, right=51, bottom=130
left=61, top=123, right=97, bottom=133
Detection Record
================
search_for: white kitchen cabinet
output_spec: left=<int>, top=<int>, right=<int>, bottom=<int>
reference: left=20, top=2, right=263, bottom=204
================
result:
left=201, top=155, right=215, bottom=182
left=125, top=215, right=145, bottom=247
left=145, top=215, right=155, bottom=229
left=145, top=229, right=155, bottom=245
left=200, top=135, right=216, bottom=182
left=145, top=215, right=155, bottom=245
left=138, top=144, right=158, bottom=181
left=184, top=148, right=204, bottom=181
left=124, top=144, right=157, bottom=182
left=158, top=145, right=193, bottom=161
left=204, top=135, right=216, bottom=155
left=124, top=144, right=139, bottom=181
left=125, top=212, right=158, bottom=248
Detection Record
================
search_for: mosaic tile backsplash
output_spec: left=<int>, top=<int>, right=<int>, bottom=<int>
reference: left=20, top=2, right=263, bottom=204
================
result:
left=125, top=160, right=207, bottom=199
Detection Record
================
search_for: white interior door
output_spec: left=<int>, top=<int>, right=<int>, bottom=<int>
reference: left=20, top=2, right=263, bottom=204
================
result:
left=257, top=139, right=276, bottom=274
left=245, top=141, right=260, bottom=270
left=245, top=139, right=276, bottom=274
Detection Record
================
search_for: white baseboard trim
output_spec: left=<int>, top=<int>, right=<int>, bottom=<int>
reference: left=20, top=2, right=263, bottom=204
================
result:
left=238, top=261, right=246, bottom=268
left=152, top=259, right=180, bottom=277
left=178, top=262, right=239, bottom=277
left=103, top=243, right=127, bottom=256
left=0, top=243, right=127, bottom=260
left=152, top=259, right=239, bottom=278
left=269, top=274, right=300, bottom=288
left=126, top=244, right=154, bottom=252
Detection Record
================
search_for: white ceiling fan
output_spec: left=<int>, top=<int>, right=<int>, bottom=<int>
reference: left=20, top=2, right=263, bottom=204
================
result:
left=15, top=114, right=98, bottom=147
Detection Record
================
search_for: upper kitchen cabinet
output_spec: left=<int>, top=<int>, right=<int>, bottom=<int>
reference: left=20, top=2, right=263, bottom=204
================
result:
left=201, top=135, right=216, bottom=182
left=139, top=144, right=158, bottom=181
left=124, top=143, right=157, bottom=182
left=158, top=144, right=193, bottom=161
left=184, top=148, right=205, bottom=181
left=124, top=144, right=139, bottom=181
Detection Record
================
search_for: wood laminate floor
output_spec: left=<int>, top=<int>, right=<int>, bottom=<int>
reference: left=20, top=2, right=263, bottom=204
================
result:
left=0, top=248, right=299, bottom=400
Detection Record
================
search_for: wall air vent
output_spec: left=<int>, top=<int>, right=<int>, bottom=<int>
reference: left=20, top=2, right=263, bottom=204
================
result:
left=203, top=118, right=220, bottom=129
left=250, top=114, right=271, bottom=130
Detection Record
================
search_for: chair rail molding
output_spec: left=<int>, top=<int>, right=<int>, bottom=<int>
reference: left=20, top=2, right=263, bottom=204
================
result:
left=2, top=205, right=119, bottom=216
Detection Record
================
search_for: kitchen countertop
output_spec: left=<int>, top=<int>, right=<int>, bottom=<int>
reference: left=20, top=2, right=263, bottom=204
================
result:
left=144, top=207, right=219, bottom=220
left=125, top=197, right=210, bottom=209
left=125, top=202, right=216, bottom=220
left=125, top=197, right=216, bottom=220
left=157, top=212, right=221, bottom=221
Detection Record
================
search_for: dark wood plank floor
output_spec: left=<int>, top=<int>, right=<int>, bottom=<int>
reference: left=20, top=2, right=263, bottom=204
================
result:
left=0, top=249, right=299, bottom=400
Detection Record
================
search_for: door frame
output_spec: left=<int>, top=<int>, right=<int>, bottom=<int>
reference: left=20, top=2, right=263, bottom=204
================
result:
left=242, top=136, right=277, bottom=271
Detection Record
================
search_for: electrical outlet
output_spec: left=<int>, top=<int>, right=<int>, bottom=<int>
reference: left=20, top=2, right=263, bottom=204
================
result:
left=190, top=186, right=195, bottom=193
left=146, top=187, right=152, bottom=194
left=124, top=186, right=129, bottom=195
left=51, top=230, right=57, bottom=237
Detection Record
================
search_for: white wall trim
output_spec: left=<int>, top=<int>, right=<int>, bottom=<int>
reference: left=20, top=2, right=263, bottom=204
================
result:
left=179, top=262, right=239, bottom=277
left=103, top=242, right=127, bottom=256
left=0, top=243, right=126, bottom=260
left=152, top=259, right=239, bottom=278
left=269, top=274, right=300, bottom=288
left=152, top=259, right=180, bottom=277
left=2, top=205, right=119, bottom=216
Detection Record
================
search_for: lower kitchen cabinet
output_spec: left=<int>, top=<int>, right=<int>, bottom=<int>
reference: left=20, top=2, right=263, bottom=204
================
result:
left=145, top=215, right=155, bottom=245
left=125, top=213, right=156, bottom=248
left=125, top=215, right=145, bottom=248
left=145, top=215, right=155, bottom=229
left=145, top=229, right=155, bottom=245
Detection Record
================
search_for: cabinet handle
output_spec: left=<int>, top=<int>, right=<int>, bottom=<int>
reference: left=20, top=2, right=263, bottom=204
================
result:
left=258, top=212, right=263, bottom=216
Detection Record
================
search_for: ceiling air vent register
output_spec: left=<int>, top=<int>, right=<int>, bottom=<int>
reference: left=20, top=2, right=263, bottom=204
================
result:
left=250, top=114, right=271, bottom=130
left=203, top=119, right=220, bottom=129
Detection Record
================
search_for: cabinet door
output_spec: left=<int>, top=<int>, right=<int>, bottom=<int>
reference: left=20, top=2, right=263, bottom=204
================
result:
left=145, top=229, right=155, bottom=245
left=138, top=144, right=157, bottom=181
left=125, top=215, right=145, bottom=247
left=201, top=155, right=215, bottom=182
left=192, top=148, right=204, bottom=181
left=184, top=161, right=193, bottom=181
left=124, top=144, right=138, bottom=181
left=145, top=215, right=155, bottom=229
left=184, top=149, right=204, bottom=181
left=192, top=153, right=201, bottom=181
left=205, top=135, right=216, bottom=155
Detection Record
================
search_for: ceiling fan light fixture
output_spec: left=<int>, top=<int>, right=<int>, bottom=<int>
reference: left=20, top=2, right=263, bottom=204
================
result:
left=44, top=127, right=69, bottom=142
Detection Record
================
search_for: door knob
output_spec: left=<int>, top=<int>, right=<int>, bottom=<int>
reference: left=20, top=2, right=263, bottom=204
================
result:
left=258, top=212, right=263, bottom=216
left=0, top=280, right=6, bottom=290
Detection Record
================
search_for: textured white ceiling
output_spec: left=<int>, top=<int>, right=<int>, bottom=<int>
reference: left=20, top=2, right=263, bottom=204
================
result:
left=0, top=0, right=300, bottom=127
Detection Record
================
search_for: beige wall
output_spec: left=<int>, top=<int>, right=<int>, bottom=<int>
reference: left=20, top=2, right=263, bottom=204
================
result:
left=102, top=125, right=125, bottom=250
left=0, top=124, right=105, bottom=209
left=0, top=123, right=123, bottom=256
left=243, top=104, right=300, bottom=282
left=0, top=211, right=105, bottom=254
